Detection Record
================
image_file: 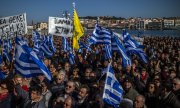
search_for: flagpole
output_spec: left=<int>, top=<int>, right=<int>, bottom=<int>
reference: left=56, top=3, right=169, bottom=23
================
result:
left=97, top=17, right=100, bottom=25
left=72, top=2, right=76, bottom=9
left=72, top=2, right=75, bottom=54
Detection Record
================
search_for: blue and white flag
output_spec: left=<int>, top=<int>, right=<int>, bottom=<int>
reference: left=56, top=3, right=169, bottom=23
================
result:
left=32, top=30, right=41, bottom=42
left=62, top=37, right=70, bottom=52
left=104, top=45, right=112, bottom=60
left=33, top=41, right=41, bottom=53
left=69, top=51, right=75, bottom=65
left=79, top=41, right=91, bottom=53
left=123, top=31, right=148, bottom=63
left=32, top=30, right=42, bottom=53
left=89, top=24, right=112, bottom=44
left=48, top=35, right=56, bottom=53
left=40, top=37, right=53, bottom=57
left=3, top=40, right=11, bottom=62
left=123, top=30, right=143, bottom=48
left=8, top=38, right=12, bottom=51
left=103, top=62, right=124, bottom=108
left=62, top=37, right=75, bottom=65
left=126, top=46, right=148, bottom=63
left=14, top=37, right=52, bottom=81
left=112, top=35, right=131, bottom=68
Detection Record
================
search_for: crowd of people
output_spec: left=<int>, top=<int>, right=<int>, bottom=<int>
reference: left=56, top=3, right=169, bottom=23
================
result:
left=0, top=35, right=180, bottom=108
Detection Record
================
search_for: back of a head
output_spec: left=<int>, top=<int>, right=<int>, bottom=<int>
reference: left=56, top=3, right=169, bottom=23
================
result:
left=120, top=98, right=133, bottom=108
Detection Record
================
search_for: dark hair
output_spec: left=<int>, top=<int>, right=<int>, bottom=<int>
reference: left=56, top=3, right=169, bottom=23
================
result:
left=0, top=79, right=14, bottom=92
left=65, top=96, right=76, bottom=108
left=80, top=85, right=90, bottom=94
left=161, top=81, right=172, bottom=92
left=40, top=80, right=50, bottom=89
left=31, top=85, right=42, bottom=96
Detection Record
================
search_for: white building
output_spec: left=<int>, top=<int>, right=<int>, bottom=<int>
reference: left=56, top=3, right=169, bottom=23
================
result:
left=164, top=19, right=175, bottom=28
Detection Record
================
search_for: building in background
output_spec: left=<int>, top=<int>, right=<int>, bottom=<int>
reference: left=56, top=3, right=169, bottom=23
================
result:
left=163, top=19, right=175, bottom=29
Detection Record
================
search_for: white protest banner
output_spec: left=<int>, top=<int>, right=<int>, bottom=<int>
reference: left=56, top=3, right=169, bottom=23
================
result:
left=0, top=13, right=27, bottom=36
left=49, top=17, right=73, bottom=37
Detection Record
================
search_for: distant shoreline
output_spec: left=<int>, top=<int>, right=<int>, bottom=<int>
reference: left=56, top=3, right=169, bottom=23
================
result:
left=85, top=29, right=180, bottom=37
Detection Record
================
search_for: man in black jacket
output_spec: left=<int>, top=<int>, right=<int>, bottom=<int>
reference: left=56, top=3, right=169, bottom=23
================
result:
left=159, top=81, right=180, bottom=108
left=172, top=77, right=180, bottom=101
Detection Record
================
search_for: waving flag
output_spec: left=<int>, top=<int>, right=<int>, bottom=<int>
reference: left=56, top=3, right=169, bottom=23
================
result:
left=123, top=30, right=148, bottom=63
left=14, top=37, right=52, bottom=81
left=33, top=41, right=41, bottom=53
left=104, top=45, right=112, bottom=60
left=62, top=37, right=70, bottom=52
left=32, top=30, right=42, bottom=53
left=123, top=30, right=143, bottom=48
left=48, top=35, right=56, bottom=53
left=112, top=34, right=131, bottom=68
left=3, top=39, right=11, bottom=62
left=32, top=30, right=41, bottom=41
left=73, top=9, right=84, bottom=50
left=79, top=41, right=91, bottom=53
left=90, top=24, right=112, bottom=44
left=103, top=62, right=124, bottom=108
left=40, top=37, right=53, bottom=57
left=8, top=38, right=12, bottom=51
left=69, top=51, right=75, bottom=65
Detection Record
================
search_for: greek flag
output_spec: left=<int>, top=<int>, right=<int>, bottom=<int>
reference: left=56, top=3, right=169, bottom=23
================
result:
left=123, top=31, right=148, bottom=63
left=33, top=41, right=41, bottom=53
left=8, top=38, right=12, bottom=51
left=62, top=37, right=70, bottom=52
left=69, top=51, right=75, bottom=65
left=111, top=34, right=131, bottom=68
left=32, top=30, right=41, bottom=53
left=104, top=45, right=112, bottom=60
left=32, top=30, right=41, bottom=42
left=79, top=41, right=91, bottom=53
left=61, top=37, right=75, bottom=65
left=103, top=62, right=123, bottom=108
left=3, top=40, right=11, bottom=62
left=89, top=24, right=112, bottom=44
left=48, top=35, right=56, bottom=53
left=14, top=37, right=52, bottom=81
left=40, top=37, right=53, bottom=57
left=123, top=30, right=143, bottom=48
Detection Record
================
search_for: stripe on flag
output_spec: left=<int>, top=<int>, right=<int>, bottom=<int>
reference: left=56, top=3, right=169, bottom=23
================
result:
left=112, top=34, right=131, bottom=68
left=14, top=37, right=52, bottom=81
left=89, top=24, right=112, bottom=44
left=3, top=40, right=11, bottom=62
left=62, top=37, right=70, bottom=52
left=103, top=62, right=124, bottom=108
left=104, top=45, right=112, bottom=60
left=123, top=30, right=148, bottom=63
left=48, top=35, right=56, bottom=53
left=40, top=37, right=53, bottom=57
